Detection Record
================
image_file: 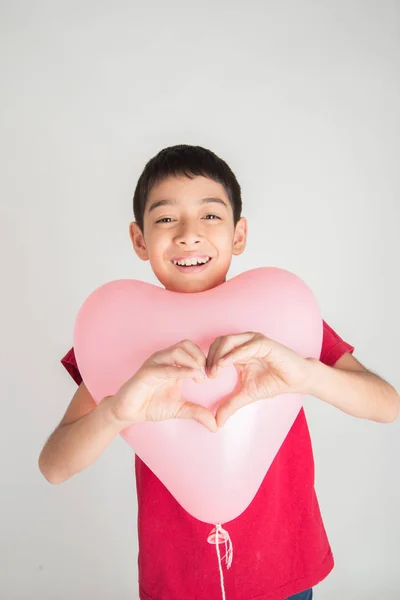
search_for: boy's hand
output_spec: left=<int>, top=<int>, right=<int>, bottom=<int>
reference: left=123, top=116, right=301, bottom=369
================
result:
left=206, top=332, right=311, bottom=427
left=111, top=340, right=217, bottom=432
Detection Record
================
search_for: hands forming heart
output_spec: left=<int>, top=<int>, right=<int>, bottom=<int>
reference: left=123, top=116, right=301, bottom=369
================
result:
left=111, top=331, right=312, bottom=432
left=205, top=332, right=312, bottom=428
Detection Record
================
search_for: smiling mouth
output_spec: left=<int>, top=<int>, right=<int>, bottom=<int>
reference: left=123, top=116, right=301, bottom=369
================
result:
left=171, top=257, right=212, bottom=267
left=170, top=257, right=213, bottom=272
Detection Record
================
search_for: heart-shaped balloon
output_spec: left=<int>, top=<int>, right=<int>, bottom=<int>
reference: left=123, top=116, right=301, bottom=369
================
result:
left=74, top=267, right=322, bottom=524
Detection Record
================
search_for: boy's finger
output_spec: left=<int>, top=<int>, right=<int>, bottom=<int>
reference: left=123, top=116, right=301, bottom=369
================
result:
left=216, top=392, right=251, bottom=428
left=177, top=402, right=218, bottom=433
left=177, top=340, right=206, bottom=373
left=171, top=347, right=203, bottom=371
left=206, top=337, right=224, bottom=375
left=158, top=365, right=205, bottom=380
left=208, top=333, right=255, bottom=376
left=219, top=341, right=257, bottom=365
left=156, top=348, right=203, bottom=373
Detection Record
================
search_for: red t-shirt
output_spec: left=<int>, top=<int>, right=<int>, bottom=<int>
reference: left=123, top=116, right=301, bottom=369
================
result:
left=61, top=320, right=354, bottom=600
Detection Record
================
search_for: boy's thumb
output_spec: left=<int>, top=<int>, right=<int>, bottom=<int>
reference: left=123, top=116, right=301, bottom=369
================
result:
left=177, top=402, right=218, bottom=433
left=216, top=392, right=249, bottom=428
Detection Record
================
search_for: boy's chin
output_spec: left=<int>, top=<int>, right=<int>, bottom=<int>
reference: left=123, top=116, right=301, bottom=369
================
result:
left=163, top=280, right=220, bottom=293
left=159, top=271, right=227, bottom=293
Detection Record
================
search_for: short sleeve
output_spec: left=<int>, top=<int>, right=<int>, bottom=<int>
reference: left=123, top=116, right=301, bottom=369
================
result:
left=61, top=347, right=82, bottom=386
left=320, top=320, right=355, bottom=367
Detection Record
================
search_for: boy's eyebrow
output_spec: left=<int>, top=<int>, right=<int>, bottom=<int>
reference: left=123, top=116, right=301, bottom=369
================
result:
left=147, top=197, right=228, bottom=213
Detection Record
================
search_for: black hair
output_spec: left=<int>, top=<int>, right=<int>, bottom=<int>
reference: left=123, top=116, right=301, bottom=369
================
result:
left=132, top=144, right=242, bottom=232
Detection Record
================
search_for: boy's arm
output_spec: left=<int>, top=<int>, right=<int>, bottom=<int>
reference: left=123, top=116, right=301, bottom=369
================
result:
left=206, top=333, right=399, bottom=426
left=39, top=339, right=216, bottom=485
left=38, top=383, right=127, bottom=485
left=306, top=352, right=400, bottom=423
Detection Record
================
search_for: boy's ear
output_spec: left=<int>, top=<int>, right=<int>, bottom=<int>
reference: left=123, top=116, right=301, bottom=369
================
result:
left=232, top=217, right=247, bottom=256
left=129, top=222, right=149, bottom=261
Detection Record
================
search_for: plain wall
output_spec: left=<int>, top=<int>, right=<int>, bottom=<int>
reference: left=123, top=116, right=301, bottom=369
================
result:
left=1, top=1, right=399, bottom=598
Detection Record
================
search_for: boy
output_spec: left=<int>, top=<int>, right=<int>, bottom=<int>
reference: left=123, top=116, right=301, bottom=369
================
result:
left=39, top=145, right=399, bottom=600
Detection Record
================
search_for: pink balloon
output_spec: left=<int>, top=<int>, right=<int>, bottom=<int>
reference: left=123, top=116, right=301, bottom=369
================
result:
left=74, top=267, right=322, bottom=524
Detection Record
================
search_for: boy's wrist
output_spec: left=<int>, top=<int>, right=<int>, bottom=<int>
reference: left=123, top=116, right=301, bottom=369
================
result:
left=97, top=394, right=135, bottom=432
left=301, top=357, right=324, bottom=396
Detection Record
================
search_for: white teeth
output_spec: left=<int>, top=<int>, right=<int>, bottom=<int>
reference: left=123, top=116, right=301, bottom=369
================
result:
left=173, top=257, right=211, bottom=266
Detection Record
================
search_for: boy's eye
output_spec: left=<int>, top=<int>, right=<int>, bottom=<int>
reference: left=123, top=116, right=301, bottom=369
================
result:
left=155, top=214, right=221, bottom=224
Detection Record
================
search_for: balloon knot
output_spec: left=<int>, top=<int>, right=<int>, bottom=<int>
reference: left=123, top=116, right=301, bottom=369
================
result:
left=207, top=523, right=233, bottom=570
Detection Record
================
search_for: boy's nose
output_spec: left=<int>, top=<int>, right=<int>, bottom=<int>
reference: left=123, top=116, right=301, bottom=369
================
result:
left=174, top=225, right=203, bottom=246
left=176, top=236, right=202, bottom=246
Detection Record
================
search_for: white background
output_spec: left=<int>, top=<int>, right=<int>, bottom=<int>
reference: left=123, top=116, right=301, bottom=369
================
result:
left=1, top=1, right=399, bottom=598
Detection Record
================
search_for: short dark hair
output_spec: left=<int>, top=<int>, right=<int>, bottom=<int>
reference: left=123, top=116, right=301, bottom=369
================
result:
left=133, top=144, right=242, bottom=232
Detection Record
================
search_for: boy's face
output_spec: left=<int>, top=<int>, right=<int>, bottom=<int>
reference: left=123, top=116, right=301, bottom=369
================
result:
left=129, top=175, right=247, bottom=293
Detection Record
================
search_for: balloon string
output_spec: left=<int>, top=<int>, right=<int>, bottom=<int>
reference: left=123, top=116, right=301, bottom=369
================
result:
left=207, top=523, right=233, bottom=600
left=215, top=533, right=226, bottom=600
